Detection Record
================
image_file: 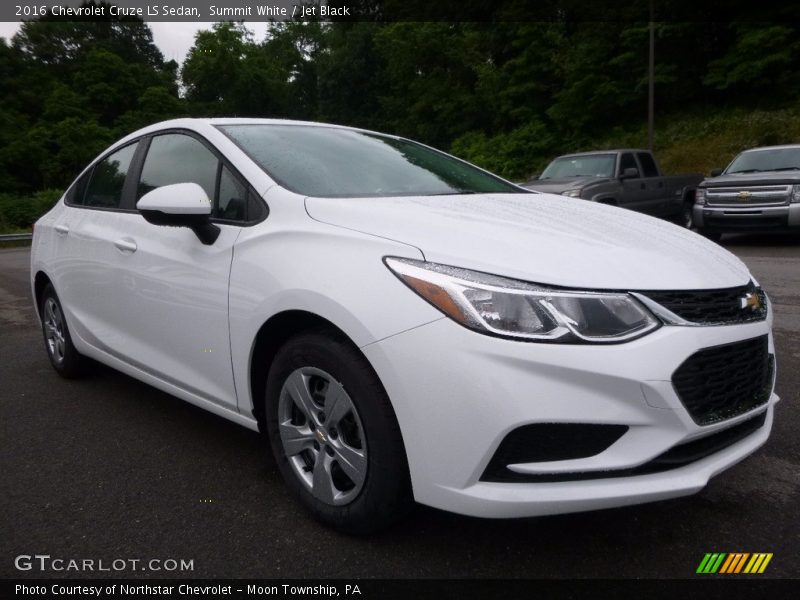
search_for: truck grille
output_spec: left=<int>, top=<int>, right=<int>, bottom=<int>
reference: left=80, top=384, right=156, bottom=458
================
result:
left=672, top=335, right=774, bottom=425
left=706, top=185, right=790, bottom=207
left=642, top=283, right=767, bottom=325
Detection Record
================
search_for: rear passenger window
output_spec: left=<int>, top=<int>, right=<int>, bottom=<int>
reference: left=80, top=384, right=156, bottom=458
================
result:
left=137, top=134, right=217, bottom=201
left=80, top=143, right=138, bottom=209
left=636, top=152, right=659, bottom=178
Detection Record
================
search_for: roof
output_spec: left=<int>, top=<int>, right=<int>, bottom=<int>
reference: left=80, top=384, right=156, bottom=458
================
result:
left=555, top=149, right=651, bottom=158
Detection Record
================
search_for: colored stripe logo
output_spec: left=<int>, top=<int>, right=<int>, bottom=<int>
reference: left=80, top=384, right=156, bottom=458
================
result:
left=697, top=553, right=773, bottom=574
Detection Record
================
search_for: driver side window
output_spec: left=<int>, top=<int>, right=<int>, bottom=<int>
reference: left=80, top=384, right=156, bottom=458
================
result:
left=619, top=153, right=639, bottom=178
left=137, top=132, right=255, bottom=223
left=138, top=134, right=217, bottom=201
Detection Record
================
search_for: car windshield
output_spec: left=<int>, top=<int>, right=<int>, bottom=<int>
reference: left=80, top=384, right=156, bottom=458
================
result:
left=217, top=124, right=521, bottom=197
left=539, top=154, right=616, bottom=179
left=727, top=147, right=800, bottom=174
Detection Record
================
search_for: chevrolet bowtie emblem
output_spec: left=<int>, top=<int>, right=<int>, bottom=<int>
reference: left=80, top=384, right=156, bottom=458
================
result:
left=738, top=191, right=752, bottom=200
left=740, top=292, right=762, bottom=311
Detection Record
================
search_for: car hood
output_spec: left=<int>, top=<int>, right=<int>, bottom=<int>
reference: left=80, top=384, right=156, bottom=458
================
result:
left=304, top=193, right=750, bottom=290
left=703, top=171, right=800, bottom=187
left=521, top=176, right=609, bottom=194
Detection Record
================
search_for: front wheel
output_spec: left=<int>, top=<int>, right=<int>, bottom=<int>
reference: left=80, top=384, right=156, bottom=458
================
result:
left=265, top=330, right=412, bottom=534
left=680, top=200, right=696, bottom=230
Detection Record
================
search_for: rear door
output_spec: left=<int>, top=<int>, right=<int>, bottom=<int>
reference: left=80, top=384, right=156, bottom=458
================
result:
left=49, top=141, right=142, bottom=351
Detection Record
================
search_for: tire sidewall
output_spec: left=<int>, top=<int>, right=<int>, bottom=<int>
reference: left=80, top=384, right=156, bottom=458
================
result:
left=40, top=284, right=83, bottom=377
left=264, top=332, right=410, bottom=533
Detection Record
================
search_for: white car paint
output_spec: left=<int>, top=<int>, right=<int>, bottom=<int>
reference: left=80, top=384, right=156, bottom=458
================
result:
left=31, top=118, right=777, bottom=520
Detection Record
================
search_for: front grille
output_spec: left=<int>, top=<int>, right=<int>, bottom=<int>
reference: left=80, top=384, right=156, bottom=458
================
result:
left=704, top=213, right=789, bottom=229
left=642, top=283, right=767, bottom=325
left=672, top=335, right=774, bottom=426
left=484, top=411, right=767, bottom=483
left=706, top=185, right=790, bottom=207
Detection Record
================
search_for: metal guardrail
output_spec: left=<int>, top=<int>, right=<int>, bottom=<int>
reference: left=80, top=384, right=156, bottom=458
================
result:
left=0, top=233, right=33, bottom=242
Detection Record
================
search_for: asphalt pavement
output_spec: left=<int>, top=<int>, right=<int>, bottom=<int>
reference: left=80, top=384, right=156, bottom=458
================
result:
left=1, top=235, right=798, bottom=579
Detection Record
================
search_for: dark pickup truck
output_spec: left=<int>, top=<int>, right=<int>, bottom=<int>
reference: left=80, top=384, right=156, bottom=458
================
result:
left=522, top=149, right=703, bottom=227
left=694, top=144, right=800, bottom=240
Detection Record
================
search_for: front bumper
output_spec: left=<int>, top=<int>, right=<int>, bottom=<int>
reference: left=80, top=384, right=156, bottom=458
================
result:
left=362, top=317, right=777, bottom=518
left=694, top=202, right=800, bottom=231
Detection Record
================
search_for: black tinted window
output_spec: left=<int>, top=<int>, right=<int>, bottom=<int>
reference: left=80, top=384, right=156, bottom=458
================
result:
left=215, top=166, right=246, bottom=221
left=636, top=152, right=658, bottom=177
left=81, top=143, right=138, bottom=208
left=138, top=134, right=217, bottom=201
left=619, top=153, right=638, bottom=177
left=218, top=125, right=519, bottom=197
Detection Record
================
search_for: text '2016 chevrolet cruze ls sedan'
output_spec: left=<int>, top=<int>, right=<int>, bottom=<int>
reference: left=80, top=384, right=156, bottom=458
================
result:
left=31, top=119, right=778, bottom=533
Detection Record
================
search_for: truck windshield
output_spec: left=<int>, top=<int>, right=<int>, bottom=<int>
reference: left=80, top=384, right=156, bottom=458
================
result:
left=216, top=124, right=521, bottom=197
left=727, top=147, right=800, bottom=174
left=540, top=154, right=616, bottom=179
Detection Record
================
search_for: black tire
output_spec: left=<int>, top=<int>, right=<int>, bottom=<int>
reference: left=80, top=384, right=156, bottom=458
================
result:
left=264, top=329, right=412, bottom=534
left=679, top=199, right=695, bottom=229
left=699, top=229, right=723, bottom=243
left=39, top=283, right=87, bottom=378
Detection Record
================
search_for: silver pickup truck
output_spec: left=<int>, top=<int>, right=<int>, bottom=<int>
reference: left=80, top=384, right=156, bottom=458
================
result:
left=694, top=144, right=800, bottom=241
left=522, top=149, right=703, bottom=227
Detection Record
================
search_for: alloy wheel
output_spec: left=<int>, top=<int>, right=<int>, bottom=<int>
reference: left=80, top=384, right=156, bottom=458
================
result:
left=278, top=367, right=368, bottom=506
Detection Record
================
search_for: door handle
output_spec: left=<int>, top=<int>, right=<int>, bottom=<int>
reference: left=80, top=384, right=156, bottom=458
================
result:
left=640, top=183, right=646, bottom=190
left=114, top=238, right=137, bottom=253
left=55, top=225, right=69, bottom=235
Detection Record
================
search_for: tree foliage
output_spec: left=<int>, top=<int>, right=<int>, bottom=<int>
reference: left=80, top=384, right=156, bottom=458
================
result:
left=2, top=1, right=800, bottom=199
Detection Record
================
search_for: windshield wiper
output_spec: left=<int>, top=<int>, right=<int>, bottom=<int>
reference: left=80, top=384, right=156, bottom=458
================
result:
left=770, top=167, right=800, bottom=172
left=728, top=169, right=762, bottom=174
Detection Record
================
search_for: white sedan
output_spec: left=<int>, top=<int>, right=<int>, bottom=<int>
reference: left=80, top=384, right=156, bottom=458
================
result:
left=31, top=118, right=778, bottom=533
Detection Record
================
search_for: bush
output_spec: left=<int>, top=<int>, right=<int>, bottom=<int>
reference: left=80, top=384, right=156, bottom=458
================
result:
left=0, top=189, right=63, bottom=231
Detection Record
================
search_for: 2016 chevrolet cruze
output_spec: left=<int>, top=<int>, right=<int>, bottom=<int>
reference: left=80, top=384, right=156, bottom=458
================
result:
left=31, top=119, right=778, bottom=533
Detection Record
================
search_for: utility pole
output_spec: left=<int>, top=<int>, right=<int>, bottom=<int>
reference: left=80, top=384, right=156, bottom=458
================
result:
left=648, top=0, right=655, bottom=151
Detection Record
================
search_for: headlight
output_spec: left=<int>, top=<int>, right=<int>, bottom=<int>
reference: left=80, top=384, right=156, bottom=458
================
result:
left=695, top=188, right=706, bottom=205
left=792, top=184, right=800, bottom=204
left=561, top=189, right=582, bottom=197
left=384, top=258, right=660, bottom=343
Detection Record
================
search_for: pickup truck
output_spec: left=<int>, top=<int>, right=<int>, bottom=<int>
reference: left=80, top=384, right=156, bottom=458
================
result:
left=522, top=149, right=703, bottom=227
left=693, top=144, right=800, bottom=241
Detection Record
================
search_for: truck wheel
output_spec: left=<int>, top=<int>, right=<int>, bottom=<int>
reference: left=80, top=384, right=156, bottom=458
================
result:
left=680, top=200, right=695, bottom=229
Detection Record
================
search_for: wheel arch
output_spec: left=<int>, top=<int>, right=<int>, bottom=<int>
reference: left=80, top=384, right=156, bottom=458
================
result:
left=33, top=270, right=53, bottom=318
left=248, top=310, right=396, bottom=436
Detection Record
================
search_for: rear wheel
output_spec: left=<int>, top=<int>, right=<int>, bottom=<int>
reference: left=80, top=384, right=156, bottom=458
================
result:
left=264, top=330, right=412, bottom=533
left=40, top=283, right=87, bottom=378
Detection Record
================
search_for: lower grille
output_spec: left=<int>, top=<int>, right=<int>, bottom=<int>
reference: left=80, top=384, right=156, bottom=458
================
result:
left=672, top=335, right=774, bottom=426
left=705, top=214, right=788, bottom=229
left=641, top=283, right=767, bottom=325
left=484, top=411, right=767, bottom=483
left=481, top=423, right=628, bottom=483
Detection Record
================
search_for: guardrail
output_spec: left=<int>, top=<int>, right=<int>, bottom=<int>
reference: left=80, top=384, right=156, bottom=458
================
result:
left=0, top=233, right=33, bottom=242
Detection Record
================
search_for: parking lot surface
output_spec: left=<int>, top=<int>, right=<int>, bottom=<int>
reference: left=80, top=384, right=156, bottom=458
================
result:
left=1, top=235, right=798, bottom=579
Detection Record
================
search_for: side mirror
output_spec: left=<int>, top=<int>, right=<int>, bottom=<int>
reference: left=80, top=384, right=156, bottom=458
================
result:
left=620, top=167, right=639, bottom=179
left=710, top=168, right=724, bottom=177
left=137, top=183, right=220, bottom=245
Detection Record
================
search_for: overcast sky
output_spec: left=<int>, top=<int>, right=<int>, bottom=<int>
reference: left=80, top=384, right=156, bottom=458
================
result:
left=0, top=21, right=271, bottom=64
